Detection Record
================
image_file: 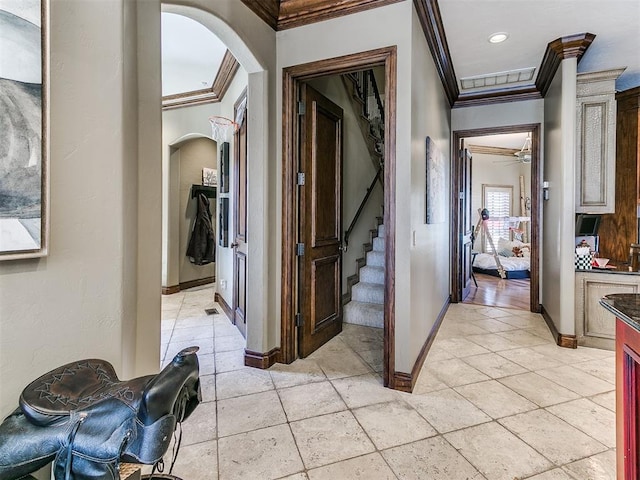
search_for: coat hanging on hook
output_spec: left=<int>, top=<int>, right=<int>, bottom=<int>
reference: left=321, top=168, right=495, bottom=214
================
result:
left=186, top=193, right=216, bottom=265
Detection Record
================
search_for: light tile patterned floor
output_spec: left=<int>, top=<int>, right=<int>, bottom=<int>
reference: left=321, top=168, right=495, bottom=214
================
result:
left=157, top=286, right=616, bottom=480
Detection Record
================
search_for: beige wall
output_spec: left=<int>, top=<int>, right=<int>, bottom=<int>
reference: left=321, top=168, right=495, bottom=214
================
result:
left=306, top=75, right=384, bottom=295
left=0, top=0, right=162, bottom=416
left=407, top=4, right=452, bottom=372
left=178, top=138, right=217, bottom=284
left=543, top=59, right=578, bottom=335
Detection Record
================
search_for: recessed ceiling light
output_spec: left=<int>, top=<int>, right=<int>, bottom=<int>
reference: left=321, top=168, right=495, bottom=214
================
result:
left=488, top=32, right=509, bottom=44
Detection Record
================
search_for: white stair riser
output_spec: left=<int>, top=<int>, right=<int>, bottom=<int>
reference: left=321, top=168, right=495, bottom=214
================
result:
left=344, top=301, right=384, bottom=328
left=352, top=282, right=384, bottom=304
left=359, top=265, right=384, bottom=284
left=377, top=224, right=385, bottom=237
left=373, top=237, right=385, bottom=252
left=366, top=250, right=385, bottom=267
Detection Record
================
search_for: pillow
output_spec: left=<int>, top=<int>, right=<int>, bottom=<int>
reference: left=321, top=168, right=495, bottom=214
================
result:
left=497, top=238, right=514, bottom=257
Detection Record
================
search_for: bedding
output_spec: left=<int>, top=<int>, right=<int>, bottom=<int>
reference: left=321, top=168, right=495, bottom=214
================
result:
left=473, top=252, right=531, bottom=279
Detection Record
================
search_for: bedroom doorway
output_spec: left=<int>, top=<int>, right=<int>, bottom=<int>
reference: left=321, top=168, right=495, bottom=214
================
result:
left=451, top=124, right=541, bottom=312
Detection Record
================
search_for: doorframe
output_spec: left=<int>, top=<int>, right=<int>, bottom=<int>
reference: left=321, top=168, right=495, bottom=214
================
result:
left=281, top=46, right=397, bottom=388
left=451, top=123, right=541, bottom=313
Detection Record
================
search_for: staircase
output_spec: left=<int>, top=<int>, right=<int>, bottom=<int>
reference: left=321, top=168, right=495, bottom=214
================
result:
left=343, top=222, right=385, bottom=329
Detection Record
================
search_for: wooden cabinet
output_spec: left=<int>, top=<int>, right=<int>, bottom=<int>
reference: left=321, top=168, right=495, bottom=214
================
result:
left=575, top=271, right=640, bottom=349
left=575, top=68, right=624, bottom=214
left=598, top=86, right=640, bottom=262
left=616, top=317, right=640, bottom=479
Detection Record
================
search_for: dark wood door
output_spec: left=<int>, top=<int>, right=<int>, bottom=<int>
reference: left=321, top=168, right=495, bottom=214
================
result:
left=298, top=84, right=344, bottom=358
left=232, top=90, right=247, bottom=338
left=460, top=146, right=473, bottom=301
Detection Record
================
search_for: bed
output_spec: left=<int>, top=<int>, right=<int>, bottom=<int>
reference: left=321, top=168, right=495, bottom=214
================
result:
left=472, top=238, right=531, bottom=279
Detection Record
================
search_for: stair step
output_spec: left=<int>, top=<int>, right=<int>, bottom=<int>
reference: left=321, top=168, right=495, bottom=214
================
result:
left=378, top=224, right=385, bottom=237
left=366, top=250, right=385, bottom=268
left=372, top=236, right=385, bottom=252
left=359, top=265, right=384, bottom=284
left=352, top=282, right=384, bottom=304
left=344, top=301, right=384, bottom=328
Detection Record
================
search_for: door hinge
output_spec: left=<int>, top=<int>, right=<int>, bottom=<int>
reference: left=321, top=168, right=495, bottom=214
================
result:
left=297, top=172, right=306, bottom=186
left=295, top=313, right=303, bottom=327
left=297, top=101, right=306, bottom=116
left=459, top=191, right=464, bottom=200
left=296, top=243, right=305, bottom=256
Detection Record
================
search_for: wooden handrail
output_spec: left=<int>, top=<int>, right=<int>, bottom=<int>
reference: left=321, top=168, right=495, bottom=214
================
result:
left=344, top=165, right=382, bottom=250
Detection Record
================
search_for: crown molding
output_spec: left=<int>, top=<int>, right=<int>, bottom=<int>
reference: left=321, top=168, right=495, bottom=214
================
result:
left=278, top=0, right=403, bottom=30
left=413, top=0, right=458, bottom=106
left=162, top=50, right=240, bottom=110
left=535, top=32, right=596, bottom=97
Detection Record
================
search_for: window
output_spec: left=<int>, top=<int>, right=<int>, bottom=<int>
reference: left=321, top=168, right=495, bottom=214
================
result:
left=481, top=185, right=513, bottom=253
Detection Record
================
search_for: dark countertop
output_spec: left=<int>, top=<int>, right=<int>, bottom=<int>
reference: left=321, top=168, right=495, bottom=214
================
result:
left=600, top=293, right=640, bottom=331
left=576, top=260, right=640, bottom=275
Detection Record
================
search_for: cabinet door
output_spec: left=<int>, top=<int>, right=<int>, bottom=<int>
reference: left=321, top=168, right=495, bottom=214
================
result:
left=576, top=93, right=617, bottom=214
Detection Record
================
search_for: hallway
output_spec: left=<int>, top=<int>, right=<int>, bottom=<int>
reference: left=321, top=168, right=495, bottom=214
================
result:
left=159, top=287, right=615, bottom=479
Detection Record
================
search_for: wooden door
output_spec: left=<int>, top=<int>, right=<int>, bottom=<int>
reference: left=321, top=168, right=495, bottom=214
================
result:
left=298, top=84, right=344, bottom=357
left=232, top=90, right=247, bottom=338
left=460, top=146, right=473, bottom=301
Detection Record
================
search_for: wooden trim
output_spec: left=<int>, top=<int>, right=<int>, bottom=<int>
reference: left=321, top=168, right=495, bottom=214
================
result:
left=278, top=0, right=403, bottom=30
left=162, top=50, right=239, bottom=110
left=454, top=87, right=541, bottom=109
left=162, top=285, right=180, bottom=295
left=413, top=0, right=458, bottom=107
left=451, top=124, right=541, bottom=314
left=281, top=47, right=397, bottom=391
left=244, top=347, right=281, bottom=369
left=541, top=305, right=578, bottom=349
left=212, top=50, right=241, bottom=101
left=179, top=276, right=215, bottom=291
left=215, top=292, right=233, bottom=321
left=536, top=33, right=595, bottom=97
left=162, top=277, right=215, bottom=295
left=239, top=0, right=279, bottom=30
left=392, top=298, right=449, bottom=392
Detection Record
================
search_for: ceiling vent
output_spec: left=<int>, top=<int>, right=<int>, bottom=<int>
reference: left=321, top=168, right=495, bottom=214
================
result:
left=460, top=67, right=536, bottom=90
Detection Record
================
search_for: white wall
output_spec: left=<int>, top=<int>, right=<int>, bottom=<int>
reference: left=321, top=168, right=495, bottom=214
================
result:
left=0, top=0, right=162, bottom=416
left=451, top=100, right=544, bottom=132
left=543, top=59, right=578, bottom=335
left=408, top=4, right=452, bottom=371
left=161, top=66, right=248, bottom=289
left=306, top=75, right=383, bottom=295
left=471, top=153, right=532, bottom=249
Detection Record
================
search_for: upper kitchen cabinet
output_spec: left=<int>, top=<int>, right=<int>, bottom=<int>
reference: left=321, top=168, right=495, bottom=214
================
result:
left=576, top=68, right=625, bottom=214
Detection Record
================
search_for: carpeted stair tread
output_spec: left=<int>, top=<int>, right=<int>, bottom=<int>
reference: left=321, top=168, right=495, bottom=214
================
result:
left=344, top=300, right=384, bottom=328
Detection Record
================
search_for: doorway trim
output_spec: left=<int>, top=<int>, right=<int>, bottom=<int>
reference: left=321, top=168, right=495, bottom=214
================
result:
left=451, top=123, right=541, bottom=312
left=281, top=46, right=397, bottom=388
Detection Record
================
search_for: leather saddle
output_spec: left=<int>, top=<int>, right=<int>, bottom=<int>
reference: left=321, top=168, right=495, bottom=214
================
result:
left=0, top=346, right=201, bottom=480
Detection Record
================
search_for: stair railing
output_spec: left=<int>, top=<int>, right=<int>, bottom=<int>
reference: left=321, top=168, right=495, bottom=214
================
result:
left=347, top=70, right=385, bottom=157
left=344, top=164, right=383, bottom=252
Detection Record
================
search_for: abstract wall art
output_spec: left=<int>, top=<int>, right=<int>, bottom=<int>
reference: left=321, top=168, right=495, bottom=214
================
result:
left=426, top=136, right=445, bottom=224
left=0, top=0, right=48, bottom=260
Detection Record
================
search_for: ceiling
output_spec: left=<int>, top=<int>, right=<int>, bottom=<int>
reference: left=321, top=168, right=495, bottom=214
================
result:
left=438, top=0, right=640, bottom=95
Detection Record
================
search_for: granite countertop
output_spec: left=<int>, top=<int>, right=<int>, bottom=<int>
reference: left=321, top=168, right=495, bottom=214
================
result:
left=600, top=293, right=640, bottom=331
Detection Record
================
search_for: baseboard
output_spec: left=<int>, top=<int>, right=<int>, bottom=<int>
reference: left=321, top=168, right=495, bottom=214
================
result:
left=162, top=277, right=215, bottom=295
left=215, top=293, right=233, bottom=320
left=179, top=276, right=215, bottom=291
left=162, top=285, right=180, bottom=295
left=540, top=305, right=577, bottom=349
left=392, top=297, right=450, bottom=393
left=245, top=347, right=280, bottom=369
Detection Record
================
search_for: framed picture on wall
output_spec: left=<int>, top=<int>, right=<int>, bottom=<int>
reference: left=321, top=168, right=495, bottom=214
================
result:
left=219, top=197, right=229, bottom=247
left=220, top=142, right=230, bottom=193
left=0, top=0, right=49, bottom=260
left=426, top=136, right=446, bottom=224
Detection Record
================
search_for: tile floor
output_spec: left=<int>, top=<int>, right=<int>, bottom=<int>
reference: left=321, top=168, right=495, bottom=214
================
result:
left=157, top=286, right=616, bottom=480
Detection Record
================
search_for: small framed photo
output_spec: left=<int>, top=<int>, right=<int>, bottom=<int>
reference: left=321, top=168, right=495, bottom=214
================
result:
left=202, top=168, right=217, bottom=186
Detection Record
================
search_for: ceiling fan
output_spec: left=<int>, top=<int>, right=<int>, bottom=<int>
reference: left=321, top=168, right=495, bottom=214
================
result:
left=490, top=133, right=532, bottom=165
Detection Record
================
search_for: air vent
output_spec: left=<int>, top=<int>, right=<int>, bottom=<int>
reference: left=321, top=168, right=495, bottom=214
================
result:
left=460, top=67, right=536, bottom=90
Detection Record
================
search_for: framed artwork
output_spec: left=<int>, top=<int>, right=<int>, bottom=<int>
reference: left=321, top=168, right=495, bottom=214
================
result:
left=219, top=197, right=229, bottom=247
left=426, top=136, right=446, bottom=224
left=202, top=167, right=217, bottom=186
left=0, top=0, right=49, bottom=260
left=220, top=142, right=230, bottom=193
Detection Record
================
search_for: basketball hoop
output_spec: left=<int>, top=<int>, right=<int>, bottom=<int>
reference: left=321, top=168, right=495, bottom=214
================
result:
left=209, top=115, right=239, bottom=143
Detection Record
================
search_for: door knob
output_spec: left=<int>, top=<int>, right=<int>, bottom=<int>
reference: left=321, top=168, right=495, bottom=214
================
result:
left=230, top=242, right=239, bottom=248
